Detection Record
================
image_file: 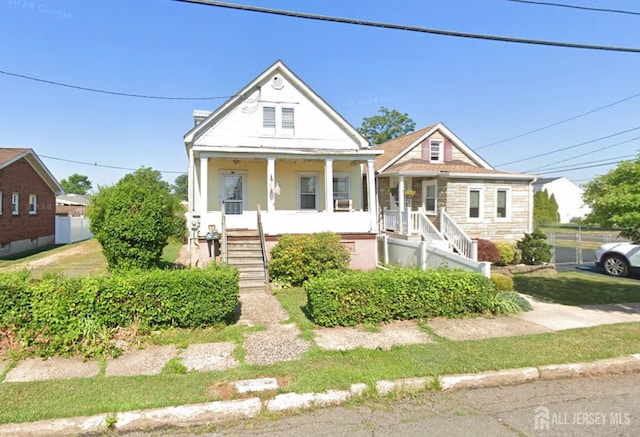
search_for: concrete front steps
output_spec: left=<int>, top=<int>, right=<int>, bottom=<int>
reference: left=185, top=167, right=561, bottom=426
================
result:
left=225, top=229, right=268, bottom=293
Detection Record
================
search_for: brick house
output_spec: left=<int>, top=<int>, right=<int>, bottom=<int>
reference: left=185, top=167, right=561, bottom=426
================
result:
left=0, top=148, right=63, bottom=257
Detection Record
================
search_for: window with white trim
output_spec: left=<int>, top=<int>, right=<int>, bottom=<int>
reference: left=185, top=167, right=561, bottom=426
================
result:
left=29, top=194, right=37, bottom=215
left=468, top=188, right=483, bottom=219
left=333, top=173, right=350, bottom=200
left=11, top=193, right=19, bottom=215
left=282, top=107, right=294, bottom=134
left=298, top=173, right=318, bottom=210
left=429, top=139, right=443, bottom=163
left=423, top=180, right=437, bottom=215
left=496, top=188, right=510, bottom=219
left=263, top=106, right=276, bottom=134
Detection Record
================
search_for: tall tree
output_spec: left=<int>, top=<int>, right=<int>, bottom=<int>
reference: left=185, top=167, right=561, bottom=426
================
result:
left=87, top=167, right=183, bottom=270
left=583, top=156, right=640, bottom=242
left=171, top=173, right=188, bottom=201
left=60, top=173, right=92, bottom=195
left=533, top=189, right=559, bottom=226
left=359, top=107, right=416, bottom=146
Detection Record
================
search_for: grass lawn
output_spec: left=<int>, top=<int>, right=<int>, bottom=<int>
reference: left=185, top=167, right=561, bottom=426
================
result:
left=514, top=272, right=640, bottom=306
left=2, top=247, right=640, bottom=424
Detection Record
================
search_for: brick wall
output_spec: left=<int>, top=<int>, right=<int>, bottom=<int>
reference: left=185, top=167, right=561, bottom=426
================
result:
left=0, top=158, right=56, bottom=244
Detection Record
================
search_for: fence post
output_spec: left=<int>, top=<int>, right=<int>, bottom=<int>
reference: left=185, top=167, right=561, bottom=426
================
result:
left=549, top=234, right=556, bottom=263
left=383, top=234, right=389, bottom=265
left=420, top=241, right=427, bottom=270
left=470, top=240, right=478, bottom=262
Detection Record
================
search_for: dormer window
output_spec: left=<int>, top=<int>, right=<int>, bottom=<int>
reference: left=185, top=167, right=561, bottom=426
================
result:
left=429, top=139, right=443, bottom=163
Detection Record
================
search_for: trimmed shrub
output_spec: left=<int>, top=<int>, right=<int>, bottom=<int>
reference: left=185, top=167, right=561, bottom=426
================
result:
left=517, top=229, right=553, bottom=265
left=476, top=239, right=500, bottom=264
left=0, top=264, right=239, bottom=357
left=305, top=268, right=496, bottom=327
left=494, top=241, right=516, bottom=266
left=269, top=232, right=350, bottom=287
left=490, top=273, right=514, bottom=291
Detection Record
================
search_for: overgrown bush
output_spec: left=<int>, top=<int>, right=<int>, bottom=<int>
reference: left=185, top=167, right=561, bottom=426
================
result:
left=517, top=229, right=552, bottom=265
left=476, top=239, right=501, bottom=263
left=269, top=232, right=350, bottom=287
left=490, top=291, right=527, bottom=315
left=494, top=241, right=516, bottom=266
left=305, top=268, right=496, bottom=327
left=88, top=167, right=183, bottom=270
left=0, top=264, right=239, bottom=357
left=490, top=273, right=514, bottom=291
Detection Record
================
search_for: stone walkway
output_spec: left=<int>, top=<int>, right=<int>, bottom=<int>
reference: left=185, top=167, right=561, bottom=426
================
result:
left=2, top=293, right=640, bottom=383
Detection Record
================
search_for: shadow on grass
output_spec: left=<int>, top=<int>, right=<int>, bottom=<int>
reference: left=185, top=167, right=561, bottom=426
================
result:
left=514, top=273, right=640, bottom=306
left=0, top=244, right=61, bottom=261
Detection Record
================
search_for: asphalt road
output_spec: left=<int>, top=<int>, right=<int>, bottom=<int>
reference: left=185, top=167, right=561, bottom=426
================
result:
left=121, top=373, right=640, bottom=436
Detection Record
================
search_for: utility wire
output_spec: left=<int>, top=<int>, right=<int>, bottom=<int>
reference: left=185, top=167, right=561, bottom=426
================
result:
left=496, top=125, right=640, bottom=167
left=0, top=69, right=232, bottom=100
left=525, top=136, right=640, bottom=172
left=476, top=91, right=640, bottom=150
left=505, top=0, right=640, bottom=16
left=171, top=0, right=640, bottom=53
left=536, top=158, right=630, bottom=175
left=532, top=153, right=636, bottom=173
left=40, top=155, right=185, bottom=174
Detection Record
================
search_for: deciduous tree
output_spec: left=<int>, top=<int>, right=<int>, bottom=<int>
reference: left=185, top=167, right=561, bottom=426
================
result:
left=60, top=173, right=92, bottom=195
left=359, top=106, right=416, bottom=146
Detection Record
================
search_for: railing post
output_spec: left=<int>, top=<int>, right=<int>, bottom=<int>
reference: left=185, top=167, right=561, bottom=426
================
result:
left=470, top=240, right=478, bottom=262
left=383, top=234, right=389, bottom=265
left=406, top=206, right=413, bottom=235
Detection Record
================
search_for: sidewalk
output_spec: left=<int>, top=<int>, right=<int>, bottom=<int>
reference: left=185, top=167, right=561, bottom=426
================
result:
left=2, top=291, right=640, bottom=435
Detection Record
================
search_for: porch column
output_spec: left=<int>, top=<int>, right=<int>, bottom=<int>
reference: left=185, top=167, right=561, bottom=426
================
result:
left=398, top=176, right=405, bottom=212
left=367, top=160, right=378, bottom=232
left=324, top=158, right=334, bottom=212
left=267, top=157, right=276, bottom=213
left=188, top=149, right=194, bottom=212
left=200, top=156, right=208, bottom=220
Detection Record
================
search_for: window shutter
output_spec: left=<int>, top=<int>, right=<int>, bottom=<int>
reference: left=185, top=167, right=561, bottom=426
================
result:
left=444, top=139, right=453, bottom=162
left=421, top=141, right=429, bottom=161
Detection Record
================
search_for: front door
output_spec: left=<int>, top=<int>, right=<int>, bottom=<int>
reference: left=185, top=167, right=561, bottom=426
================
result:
left=222, top=174, right=244, bottom=215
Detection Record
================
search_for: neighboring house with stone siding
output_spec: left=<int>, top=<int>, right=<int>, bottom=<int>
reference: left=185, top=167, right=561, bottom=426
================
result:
left=0, top=148, right=63, bottom=257
left=374, top=124, right=536, bottom=256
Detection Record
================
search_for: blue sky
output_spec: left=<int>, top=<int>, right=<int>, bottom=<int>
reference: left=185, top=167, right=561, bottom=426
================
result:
left=2, top=0, right=639, bottom=189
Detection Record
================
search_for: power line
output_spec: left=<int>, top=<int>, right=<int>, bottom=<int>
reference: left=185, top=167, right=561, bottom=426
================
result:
left=476, top=91, right=640, bottom=150
left=0, top=69, right=232, bottom=100
left=496, top=125, right=640, bottom=167
left=536, top=158, right=629, bottom=175
left=532, top=153, right=636, bottom=173
left=40, top=155, right=185, bottom=174
left=505, top=0, right=640, bottom=16
left=525, top=136, right=640, bottom=172
left=171, top=0, right=640, bottom=53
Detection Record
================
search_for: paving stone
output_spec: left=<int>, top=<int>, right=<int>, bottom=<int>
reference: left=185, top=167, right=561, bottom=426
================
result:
left=314, top=320, right=432, bottom=351
left=4, top=356, right=100, bottom=382
left=181, top=342, right=238, bottom=372
left=235, top=377, right=279, bottom=393
left=105, top=345, right=177, bottom=377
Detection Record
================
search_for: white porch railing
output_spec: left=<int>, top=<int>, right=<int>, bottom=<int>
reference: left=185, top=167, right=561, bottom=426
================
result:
left=440, top=208, right=477, bottom=261
left=415, top=210, right=450, bottom=250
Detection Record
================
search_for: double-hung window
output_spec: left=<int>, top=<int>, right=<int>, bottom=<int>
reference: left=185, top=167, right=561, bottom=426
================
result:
left=429, top=139, right=443, bottom=163
left=11, top=193, right=19, bottom=215
left=282, top=107, right=294, bottom=134
left=299, top=174, right=318, bottom=210
left=333, top=174, right=350, bottom=200
left=29, top=194, right=37, bottom=215
left=468, top=188, right=483, bottom=219
left=423, top=181, right=437, bottom=214
left=496, top=188, right=510, bottom=219
left=263, top=106, right=276, bottom=134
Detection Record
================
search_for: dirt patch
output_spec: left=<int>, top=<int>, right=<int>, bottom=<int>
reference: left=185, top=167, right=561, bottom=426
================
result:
left=313, top=320, right=433, bottom=351
left=492, top=264, right=557, bottom=277
left=428, top=315, right=552, bottom=341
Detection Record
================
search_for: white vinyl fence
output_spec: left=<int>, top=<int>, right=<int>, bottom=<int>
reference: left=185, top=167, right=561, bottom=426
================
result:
left=377, top=235, right=490, bottom=277
left=55, top=216, right=93, bottom=244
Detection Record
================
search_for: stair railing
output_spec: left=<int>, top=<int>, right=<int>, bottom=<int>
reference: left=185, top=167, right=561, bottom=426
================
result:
left=256, top=204, right=269, bottom=290
left=439, top=207, right=477, bottom=261
left=416, top=209, right=446, bottom=245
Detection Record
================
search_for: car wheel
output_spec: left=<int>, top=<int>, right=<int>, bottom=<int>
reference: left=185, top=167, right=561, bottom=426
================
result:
left=603, top=254, right=629, bottom=277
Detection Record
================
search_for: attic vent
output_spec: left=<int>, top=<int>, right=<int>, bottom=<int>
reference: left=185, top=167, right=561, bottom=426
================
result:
left=271, top=75, right=284, bottom=90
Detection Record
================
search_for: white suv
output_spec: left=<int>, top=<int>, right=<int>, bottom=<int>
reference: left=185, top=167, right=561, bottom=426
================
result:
left=594, top=242, right=640, bottom=277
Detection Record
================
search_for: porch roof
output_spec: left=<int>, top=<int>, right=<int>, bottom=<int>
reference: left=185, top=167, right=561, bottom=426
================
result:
left=193, top=145, right=382, bottom=161
left=381, top=158, right=536, bottom=180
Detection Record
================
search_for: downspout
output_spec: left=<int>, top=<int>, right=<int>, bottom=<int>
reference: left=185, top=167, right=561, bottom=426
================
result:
left=528, top=177, right=537, bottom=233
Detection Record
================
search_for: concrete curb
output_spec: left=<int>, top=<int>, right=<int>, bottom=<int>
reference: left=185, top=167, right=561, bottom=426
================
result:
left=2, top=355, right=640, bottom=436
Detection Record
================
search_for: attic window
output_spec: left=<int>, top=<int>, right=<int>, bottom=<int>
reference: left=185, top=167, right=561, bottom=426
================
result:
left=263, top=106, right=276, bottom=134
left=429, top=139, right=443, bottom=163
left=282, top=107, right=294, bottom=134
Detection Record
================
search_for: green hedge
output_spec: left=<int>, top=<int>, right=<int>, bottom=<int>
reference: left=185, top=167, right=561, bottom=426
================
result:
left=305, top=268, right=496, bottom=327
left=0, top=264, right=239, bottom=356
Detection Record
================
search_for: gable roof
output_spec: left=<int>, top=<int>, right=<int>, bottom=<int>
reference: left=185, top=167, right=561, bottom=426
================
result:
left=373, top=123, right=492, bottom=172
left=184, top=60, right=371, bottom=150
left=0, top=148, right=64, bottom=195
